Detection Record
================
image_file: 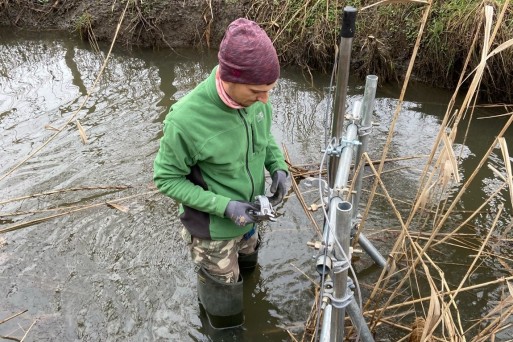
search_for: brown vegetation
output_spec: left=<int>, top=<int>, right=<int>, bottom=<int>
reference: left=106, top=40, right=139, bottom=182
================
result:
left=285, top=1, right=513, bottom=340
left=0, top=0, right=512, bottom=102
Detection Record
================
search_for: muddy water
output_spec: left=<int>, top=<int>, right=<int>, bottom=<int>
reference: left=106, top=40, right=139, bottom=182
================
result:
left=1, top=30, right=512, bottom=341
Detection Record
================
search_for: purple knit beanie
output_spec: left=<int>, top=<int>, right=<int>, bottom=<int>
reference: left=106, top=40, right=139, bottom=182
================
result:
left=218, top=18, right=280, bottom=85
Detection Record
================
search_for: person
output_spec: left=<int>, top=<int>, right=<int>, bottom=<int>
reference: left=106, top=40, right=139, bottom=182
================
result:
left=153, top=18, right=289, bottom=329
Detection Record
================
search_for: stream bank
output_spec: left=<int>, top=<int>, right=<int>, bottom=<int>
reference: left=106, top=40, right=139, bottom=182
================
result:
left=1, top=0, right=512, bottom=102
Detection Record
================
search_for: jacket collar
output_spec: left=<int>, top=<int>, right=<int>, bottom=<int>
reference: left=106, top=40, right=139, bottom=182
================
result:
left=206, top=66, right=234, bottom=111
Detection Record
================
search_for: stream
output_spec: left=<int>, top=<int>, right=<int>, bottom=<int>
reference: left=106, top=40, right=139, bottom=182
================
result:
left=1, top=29, right=512, bottom=341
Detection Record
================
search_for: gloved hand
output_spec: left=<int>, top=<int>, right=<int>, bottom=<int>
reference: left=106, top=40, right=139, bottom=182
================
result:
left=225, top=200, right=261, bottom=227
left=268, top=170, right=287, bottom=206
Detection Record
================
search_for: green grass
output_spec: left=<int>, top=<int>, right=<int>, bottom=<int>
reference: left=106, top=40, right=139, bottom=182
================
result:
left=73, top=12, right=93, bottom=40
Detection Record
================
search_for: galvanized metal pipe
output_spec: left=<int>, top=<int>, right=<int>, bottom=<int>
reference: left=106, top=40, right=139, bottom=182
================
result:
left=358, top=233, right=387, bottom=268
left=334, top=123, right=358, bottom=191
left=320, top=304, right=332, bottom=342
left=330, top=39, right=353, bottom=140
left=331, top=201, right=352, bottom=341
left=348, top=75, right=387, bottom=268
left=347, top=297, right=375, bottom=342
left=317, top=197, right=340, bottom=277
left=352, top=75, right=378, bottom=219
left=328, top=6, right=357, bottom=188
left=334, top=201, right=352, bottom=267
left=317, top=119, right=358, bottom=277
left=319, top=6, right=376, bottom=341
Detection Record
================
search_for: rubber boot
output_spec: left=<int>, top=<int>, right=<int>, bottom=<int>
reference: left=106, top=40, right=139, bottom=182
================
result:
left=197, top=267, right=244, bottom=329
left=238, top=237, right=261, bottom=271
left=238, top=249, right=258, bottom=270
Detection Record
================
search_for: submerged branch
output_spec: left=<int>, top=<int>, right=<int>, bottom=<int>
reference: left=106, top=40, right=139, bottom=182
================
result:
left=0, top=310, right=28, bottom=325
left=0, top=185, right=132, bottom=205
left=0, top=190, right=159, bottom=235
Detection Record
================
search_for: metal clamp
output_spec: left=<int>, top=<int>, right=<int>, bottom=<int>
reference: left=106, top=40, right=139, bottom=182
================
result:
left=325, top=289, right=354, bottom=309
left=249, top=195, right=277, bottom=222
left=323, top=138, right=362, bottom=157
left=358, top=124, right=373, bottom=137
left=341, top=138, right=362, bottom=147
left=332, top=258, right=351, bottom=274
left=321, top=278, right=354, bottom=309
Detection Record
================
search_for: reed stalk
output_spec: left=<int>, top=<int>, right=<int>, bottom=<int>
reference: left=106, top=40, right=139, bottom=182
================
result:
left=296, top=1, right=513, bottom=340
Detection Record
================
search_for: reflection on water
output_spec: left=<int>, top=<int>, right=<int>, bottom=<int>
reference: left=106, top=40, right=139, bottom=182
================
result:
left=0, top=30, right=512, bottom=341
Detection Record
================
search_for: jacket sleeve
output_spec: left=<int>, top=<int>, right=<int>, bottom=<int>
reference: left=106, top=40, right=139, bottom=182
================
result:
left=263, top=106, right=288, bottom=176
left=264, top=133, right=288, bottom=176
left=153, top=118, right=230, bottom=217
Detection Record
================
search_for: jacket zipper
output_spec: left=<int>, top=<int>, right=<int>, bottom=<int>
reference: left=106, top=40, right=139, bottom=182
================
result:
left=250, top=125, right=256, bottom=154
left=238, top=109, right=255, bottom=200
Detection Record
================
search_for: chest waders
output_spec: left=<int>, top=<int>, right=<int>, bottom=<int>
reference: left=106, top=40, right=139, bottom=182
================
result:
left=197, top=233, right=261, bottom=329
left=238, top=232, right=261, bottom=271
left=197, top=266, right=244, bottom=329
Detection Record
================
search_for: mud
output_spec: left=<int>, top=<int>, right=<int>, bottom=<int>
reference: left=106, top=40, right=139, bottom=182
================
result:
left=0, top=0, right=248, bottom=49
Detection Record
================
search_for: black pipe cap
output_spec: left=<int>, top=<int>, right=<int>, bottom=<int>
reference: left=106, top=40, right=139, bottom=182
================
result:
left=341, top=6, right=357, bottom=38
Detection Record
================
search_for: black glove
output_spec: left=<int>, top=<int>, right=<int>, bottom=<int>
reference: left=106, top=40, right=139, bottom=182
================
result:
left=268, top=170, right=287, bottom=206
left=225, top=200, right=261, bottom=227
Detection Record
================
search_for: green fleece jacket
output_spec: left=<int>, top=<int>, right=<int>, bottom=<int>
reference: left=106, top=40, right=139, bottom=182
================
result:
left=153, top=66, right=288, bottom=240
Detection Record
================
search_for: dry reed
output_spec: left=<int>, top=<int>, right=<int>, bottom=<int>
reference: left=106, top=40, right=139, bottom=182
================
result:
left=290, top=0, right=513, bottom=340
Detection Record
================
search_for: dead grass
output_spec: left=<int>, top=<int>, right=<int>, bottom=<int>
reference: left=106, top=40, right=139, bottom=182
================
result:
left=246, top=0, right=513, bottom=101
left=288, top=0, right=513, bottom=340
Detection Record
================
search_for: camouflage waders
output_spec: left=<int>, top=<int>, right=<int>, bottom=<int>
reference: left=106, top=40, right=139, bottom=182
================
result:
left=182, top=227, right=259, bottom=329
left=181, top=227, right=259, bottom=283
